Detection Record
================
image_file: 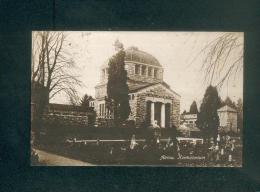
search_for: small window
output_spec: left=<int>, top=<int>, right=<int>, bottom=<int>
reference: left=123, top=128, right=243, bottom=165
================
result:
left=135, top=64, right=140, bottom=74
left=132, top=94, right=135, bottom=100
left=141, top=65, right=146, bottom=75
left=148, top=67, right=152, bottom=76
left=154, top=68, right=158, bottom=78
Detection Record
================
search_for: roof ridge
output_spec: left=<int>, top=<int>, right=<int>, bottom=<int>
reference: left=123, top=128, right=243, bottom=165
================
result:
left=218, top=105, right=237, bottom=112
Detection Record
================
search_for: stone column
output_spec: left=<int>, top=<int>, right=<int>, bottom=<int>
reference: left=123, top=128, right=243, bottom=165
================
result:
left=161, top=103, right=165, bottom=128
left=105, top=107, right=107, bottom=118
left=151, top=102, right=155, bottom=125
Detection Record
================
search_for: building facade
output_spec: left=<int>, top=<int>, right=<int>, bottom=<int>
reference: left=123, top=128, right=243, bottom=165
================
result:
left=181, top=114, right=197, bottom=126
left=217, top=105, right=238, bottom=133
left=94, top=46, right=180, bottom=128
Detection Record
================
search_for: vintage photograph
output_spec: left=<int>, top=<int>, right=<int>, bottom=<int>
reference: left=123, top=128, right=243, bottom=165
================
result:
left=31, top=31, right=243, bottom=166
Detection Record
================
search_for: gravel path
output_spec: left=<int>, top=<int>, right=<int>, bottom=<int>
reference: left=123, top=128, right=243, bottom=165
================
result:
left=34, top=149, right=95, bottom=166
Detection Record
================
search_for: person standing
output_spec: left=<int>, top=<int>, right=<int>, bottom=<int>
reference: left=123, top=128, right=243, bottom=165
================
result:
left=153, top=120, right=161, bottom=139
left=130, top=134, right=138, bottom=150
left=220, top=147, right=225, bottom=163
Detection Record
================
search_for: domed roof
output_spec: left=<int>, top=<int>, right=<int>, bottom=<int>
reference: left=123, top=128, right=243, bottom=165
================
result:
left=125, top=46, right=162, bottom=67
left=101, top=46, right=162, bottom=69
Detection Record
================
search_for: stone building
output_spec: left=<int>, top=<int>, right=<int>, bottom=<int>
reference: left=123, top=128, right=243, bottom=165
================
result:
left=179, top=114, right=201, bottom=137
left=94, top=46, right=181, bottom=128
left=217, top=105, right=238, bottom=133
left=181, top=114, right=197, bottom=126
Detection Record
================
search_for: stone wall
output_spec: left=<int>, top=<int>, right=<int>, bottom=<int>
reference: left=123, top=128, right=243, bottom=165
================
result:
left=172, top=97, right=180, bottom=128
left=227, top=112, right=238, bottom=132
left=43, top=113, right=89, bottom=126
left=135, top=93, right=147, bottom=128
left=128, top=95, right=137, bottom=121
left=96, top=118, right=115, bottom=128
left=218, top=111, right=238, bottom=133
left=42, top=104, right=96, bottom=127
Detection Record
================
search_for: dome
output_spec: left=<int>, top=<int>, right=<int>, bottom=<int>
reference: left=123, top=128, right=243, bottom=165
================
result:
left=125, top=46, right=162, bottom=67
left=101, top=46, right=162, bottom=69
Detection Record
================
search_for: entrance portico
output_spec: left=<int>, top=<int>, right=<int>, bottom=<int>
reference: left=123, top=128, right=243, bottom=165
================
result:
left=146, top=97, right=172, bottom=128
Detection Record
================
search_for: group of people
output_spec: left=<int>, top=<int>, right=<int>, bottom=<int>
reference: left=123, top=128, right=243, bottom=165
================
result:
left=206, top=134, right=237, bottom=165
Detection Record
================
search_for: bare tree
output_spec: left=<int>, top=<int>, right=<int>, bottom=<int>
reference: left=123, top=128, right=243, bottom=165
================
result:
left=32, top=31, right=82, bottom=103
left=193, top=33, right=243, bottom=88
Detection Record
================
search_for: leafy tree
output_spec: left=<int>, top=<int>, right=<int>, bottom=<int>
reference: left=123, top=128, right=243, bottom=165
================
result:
left=80, top=94, right=93, bottom=108
left=189, top=101, right=198, bottom=114
left=107, top=40, right=130, bottom=126
left=196, top=85, right=221, bottom=142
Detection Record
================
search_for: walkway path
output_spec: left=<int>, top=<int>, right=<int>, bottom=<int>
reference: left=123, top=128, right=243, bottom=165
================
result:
left=34, top=149, right=94, bottom=166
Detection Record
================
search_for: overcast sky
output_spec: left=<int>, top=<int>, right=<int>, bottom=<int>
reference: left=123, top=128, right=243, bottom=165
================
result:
left=49, top=31, right=243, bottom=112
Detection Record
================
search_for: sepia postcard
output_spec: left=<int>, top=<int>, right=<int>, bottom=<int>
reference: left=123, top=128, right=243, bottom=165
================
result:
left=31, top=31, right=243, bottom=167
